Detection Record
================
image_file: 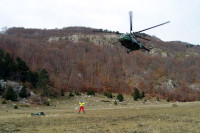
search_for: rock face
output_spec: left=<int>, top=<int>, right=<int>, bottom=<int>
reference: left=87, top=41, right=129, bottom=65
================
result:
left=154, top=79, right=176, bottom=91
left=150, top=48, right=173, bottom=57
left=0, top=79, right=6, bottom=88
left=189, top=84, right=200, bottom=91
left=0, top=79, right=22, bottom=94
left=48, top=34, right=119, bottom=45
left=163, top=79, right=176, bottom=90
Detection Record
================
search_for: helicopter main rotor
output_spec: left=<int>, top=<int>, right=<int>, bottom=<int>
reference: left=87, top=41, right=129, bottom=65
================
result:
left=129, top=11, right=133, bottom=33
left=128, top=11, right=170, bottom=40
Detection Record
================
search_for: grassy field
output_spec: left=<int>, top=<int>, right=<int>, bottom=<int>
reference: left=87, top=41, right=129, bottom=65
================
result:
left=0, top=94, right=200, bottom=133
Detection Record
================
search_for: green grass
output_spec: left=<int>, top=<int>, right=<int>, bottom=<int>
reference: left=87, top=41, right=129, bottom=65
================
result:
left=0, top=94, right=200, bottom=132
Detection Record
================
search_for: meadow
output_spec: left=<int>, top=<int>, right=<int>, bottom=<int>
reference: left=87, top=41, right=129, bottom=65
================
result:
left=1, top=94, right=200, bottom=133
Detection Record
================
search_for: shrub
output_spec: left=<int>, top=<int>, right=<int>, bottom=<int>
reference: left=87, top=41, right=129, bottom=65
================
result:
left=156, top=97, right=160, bottom=102
left=19, top=85, right=28, bottom=98
left=75, top=90, right=81, bottom=96
left=69, top=92, right=74, bottom=97
left=87, top=90, right=95, bottom=96
left=107, top=93, right=113, bottom=98
left=5, top=86, right=17, bottom=101
left=144, top=99, right=147, bottom=103
left=2, top=100, right=6, bottom=104
left=172, top=104, right=178, bottom=107
left=167, top=98, right=170, bottom=102
left=117, top=93, right=124, bottom=102
left=103, top=92, right=108, bottom=96
left=46, top=102, right=50, bottom=106
left=114, top=100, right=117, bottom=105
left=104, top=92, right=113, bottom=98
left=14, top=105, right=18, bottom=109
left=61, top=89, right=65, bottom=96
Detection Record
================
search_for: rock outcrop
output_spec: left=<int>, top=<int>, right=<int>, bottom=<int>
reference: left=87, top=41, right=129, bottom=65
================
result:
left=48, top=34, right=119, bottom=45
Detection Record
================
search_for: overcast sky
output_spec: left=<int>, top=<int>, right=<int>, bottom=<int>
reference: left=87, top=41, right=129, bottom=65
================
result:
left=0, top=0, right=199, bottom=44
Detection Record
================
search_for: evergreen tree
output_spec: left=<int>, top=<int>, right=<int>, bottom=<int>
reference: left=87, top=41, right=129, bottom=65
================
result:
left=2, top=53, right=16, bottom=79
left=27, top=71, right=39, bottom=87
left=5, top=86, right=17, bottom=101
left=61, top=89, right=65, bottom=96
left=0, top=49, right=4, bottom=78
left=69, top=92, right=74, bottom=97
left=87, top=90, right=95, bottom=95
left=141, top=91, right=145, bottom=98
left=117, top=93, right=124, bottom=102
left=0, top=49, right=4, bottom=59
left=133, top=88, right=141, bottom=101
left=37, top=69, right=49, bottom=96
left=0, top=84, right=2, bottom=95
left=16, top=57, right=29, bottom=82
left=19, top=85, right=27, bottom=98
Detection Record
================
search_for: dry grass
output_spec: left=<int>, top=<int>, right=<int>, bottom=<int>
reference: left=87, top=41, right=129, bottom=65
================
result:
left=1, top=94, right=200, bottom=133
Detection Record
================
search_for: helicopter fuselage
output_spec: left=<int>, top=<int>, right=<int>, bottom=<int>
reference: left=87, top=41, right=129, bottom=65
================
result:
left=119, top=34, right=142, bottom=51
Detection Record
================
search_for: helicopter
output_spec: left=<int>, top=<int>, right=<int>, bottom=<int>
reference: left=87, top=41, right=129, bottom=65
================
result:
left=118, top=11, right=170, bottom=53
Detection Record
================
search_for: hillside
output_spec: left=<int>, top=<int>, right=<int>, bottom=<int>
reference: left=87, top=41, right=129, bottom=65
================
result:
left=0, top=27, right=200, bottom=101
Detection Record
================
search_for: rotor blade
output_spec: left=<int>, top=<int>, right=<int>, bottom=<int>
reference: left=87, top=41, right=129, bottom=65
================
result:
left=135, top=21, right=170, bottom=33
left=135, top=35, right=151, bottom=41
left=129, top=11, right=133, bottom=33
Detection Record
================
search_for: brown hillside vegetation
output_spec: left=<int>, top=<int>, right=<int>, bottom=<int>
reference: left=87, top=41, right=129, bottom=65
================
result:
left=0, top=27, right=200, bottom=101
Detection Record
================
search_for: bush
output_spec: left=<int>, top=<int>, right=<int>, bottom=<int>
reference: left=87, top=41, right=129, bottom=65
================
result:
left=75, top=90, right=81, bottom=96
left=2, top=100, right=6, bottom=104
left=114, top=100, right=117, bottom=105
left=144, top=99, right=147, bottom=103
left=5, top=86, right=17, bottom=101
left=172, top=104, right=178, bottom=107
left=61, top=89, right=65, bottom=96
left=104, top=92, right=113, bottom=98
left=87, top=90, right=95, bottom=96
left=103, top=92, right=108, bottom=96
left=117, top=93, right=124, bottom=102
left=107, top=93, right=113, bottom=98
left=46, top=102, right=50, bottom=106
left=156, top=97, right=160, bottom=102
left=167, top=98, right=170, bottom=102
left=14, top=105, right=18, bottom=109
left=19, top=85, right=28, bottom=98
left=69, top=92, right=74, bottom=97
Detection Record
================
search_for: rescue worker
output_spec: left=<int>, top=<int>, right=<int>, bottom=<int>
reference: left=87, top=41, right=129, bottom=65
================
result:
left=78, top=100, right=85, bottom=114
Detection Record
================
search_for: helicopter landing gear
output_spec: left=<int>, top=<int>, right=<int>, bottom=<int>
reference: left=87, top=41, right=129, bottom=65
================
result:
left=142, top=46, right=150, bottom=52
left=127, top=49, right=133, bottom=54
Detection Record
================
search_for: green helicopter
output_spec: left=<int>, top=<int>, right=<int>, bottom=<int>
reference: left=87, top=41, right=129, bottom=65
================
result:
left=118, top=11, right=170, bottom=53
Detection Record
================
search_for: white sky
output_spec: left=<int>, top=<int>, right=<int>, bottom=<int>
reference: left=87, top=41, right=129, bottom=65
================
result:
left=0, top=0, right=199, bottom=44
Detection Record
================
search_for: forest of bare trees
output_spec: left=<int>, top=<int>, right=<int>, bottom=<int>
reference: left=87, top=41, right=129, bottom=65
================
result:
left=0, top=27, right=200, bottom=101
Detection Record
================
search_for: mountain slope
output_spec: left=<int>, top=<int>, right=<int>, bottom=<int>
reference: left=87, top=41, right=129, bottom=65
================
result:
left=0, top=27, right=200, bottom=101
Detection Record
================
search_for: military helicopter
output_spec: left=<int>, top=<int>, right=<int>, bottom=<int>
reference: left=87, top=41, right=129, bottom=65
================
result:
left=118, top=11, right=170, bottom=53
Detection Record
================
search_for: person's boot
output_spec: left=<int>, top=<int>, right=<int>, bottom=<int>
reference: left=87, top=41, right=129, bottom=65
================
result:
left=84, top=111, right=85, bottom=114
left=78, top=112, right=80, bottom=114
